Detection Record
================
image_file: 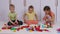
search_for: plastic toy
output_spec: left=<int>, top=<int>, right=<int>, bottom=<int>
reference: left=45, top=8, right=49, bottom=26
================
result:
left=20, top=26, right=29, bottom=29
left=2, top=23, right=12, bottom=30
left=29, top=30, right=33, bottom=32
left=57, top=28, right=60, bottom=32
left=17, top=28, right=20, bottom=31
left=7, top=26, right=12, bottom=29
left=13, top=30, right=16, bottom=32
left=43, top=15, right=52, bottom=28
left=45, top=21, right=52, bottom=28
left=42, top=24, right=46, bottom=28
left=26, top=28, right=29, bottom=31
left=28, top=26, right=34, bottom=31
left=43, top=29, right=49, bottom=32
left=2, top=24, right=8, bottom=30
left=2, top=26, right=12, bottom=30
left=10, top=27, right=16, bottom=30
left=22, top=28, right=26, bottom=30
left=34, top=26, right=43, bottom=32
left=2, top=27, right=7, bottom=30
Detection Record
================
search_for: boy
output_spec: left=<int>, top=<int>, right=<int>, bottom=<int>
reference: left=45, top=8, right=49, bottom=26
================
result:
left=43, top=6, right=55, bottom=27
left=8, top=4, right=23, bottom=26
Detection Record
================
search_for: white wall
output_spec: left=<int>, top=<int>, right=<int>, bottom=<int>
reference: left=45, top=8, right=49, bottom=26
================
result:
left=0, top=0, right=9, bottom=22
left=57, top=0, right=60, bottom=22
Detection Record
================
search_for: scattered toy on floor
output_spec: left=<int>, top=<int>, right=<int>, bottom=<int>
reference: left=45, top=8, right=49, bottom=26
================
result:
left=10, top=27, right=16, bottom=30
left=43, top=29, right=49, bottom=32
left=17, top=28, right=20, bottom=31
left=34, top=26, right=43, bottom=32
left=29, top=30, right=33, bottom=32
left=13, top=30, right=16, bottom=32
left=1, top=24, right=50, bottom=32
left=42, top=24, right=47, bottom=28
left=57, top=28, right=60, bottom=32
left=2, top=24, right=7, bottom=30
left=20, top=25, right=29, bottom=29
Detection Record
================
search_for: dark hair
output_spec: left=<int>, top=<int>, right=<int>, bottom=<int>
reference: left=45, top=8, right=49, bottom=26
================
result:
left=28, top=5, right=34, bottom=10
left=43, top=6, right=50, bottom=11
left=9, top=4, right=15, bottom=8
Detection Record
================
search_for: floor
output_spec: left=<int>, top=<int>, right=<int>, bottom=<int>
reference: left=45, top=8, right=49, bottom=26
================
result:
left=0, top=21, right=60, bottom=34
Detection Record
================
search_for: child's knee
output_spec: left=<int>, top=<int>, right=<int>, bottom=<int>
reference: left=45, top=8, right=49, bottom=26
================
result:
left=18, top=21, right=23, bottom=25
left=7, top=22, right=12, bottom=26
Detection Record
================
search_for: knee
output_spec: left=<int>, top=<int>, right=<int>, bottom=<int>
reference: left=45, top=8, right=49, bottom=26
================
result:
left=7, top=22, right=12, bottom=26
left=18, top=21, right=23, bottom=25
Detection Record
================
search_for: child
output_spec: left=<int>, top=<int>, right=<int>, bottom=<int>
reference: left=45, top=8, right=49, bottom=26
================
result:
left=8, top=4, right=23, bottom=26
left=43, top=6, right=55, bottom=27
left=23, top=5, right=38, bottom=25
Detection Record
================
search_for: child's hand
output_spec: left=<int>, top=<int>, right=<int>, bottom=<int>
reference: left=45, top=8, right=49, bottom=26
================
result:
left=15, top=20, right=18, bottom=24
left=46, top=19, right=49, bottom=21
left=12, top=23, right=15, bottom=25
left=11, top=22, right=17, bottom=26
left=24, top=19, right=26, bottom=23
left=24, top=20, right=26, bottom=23
left=11, top=22, right=14, bottom=24
left=46, top=19, right=51, bottom=22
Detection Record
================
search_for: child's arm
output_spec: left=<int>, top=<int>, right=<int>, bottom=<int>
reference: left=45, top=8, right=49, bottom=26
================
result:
left=8, top=16, right=13, bottom=23
left=23, top=13, right=27, bottom=22
left=8, top=17, right=16, bottom=25
left=50, top=15, right=55, bottom=22
left=15, top=14, right=18, bottom=23
left=43, top=16, right=46, bottom=21
left=35, top=13, right=38, bottom=20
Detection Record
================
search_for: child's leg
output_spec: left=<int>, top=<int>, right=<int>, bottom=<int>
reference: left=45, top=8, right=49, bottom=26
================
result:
left=7, top=20, right=15, bottom=26
left=17, top=20, right=23, bottom=25
left=26, top=20, right=32, bottom=25
left=7, top=21, right=12, bottom=26
left=32, top=20, right=38, bottom=24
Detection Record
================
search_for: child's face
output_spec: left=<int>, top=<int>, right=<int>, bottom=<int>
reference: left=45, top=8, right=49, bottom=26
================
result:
left=44, top=10, right=50, bottom=14
left=10, top=6, right=15, bottom=13
left=29, top=8, right=33, bottom=13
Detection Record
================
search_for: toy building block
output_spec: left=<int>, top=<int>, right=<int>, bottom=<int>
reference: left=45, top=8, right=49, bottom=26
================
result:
left=17, top=28, right=20, bottom=31
left=35, top=26, right=43, bottom=32
left=13, top=30, right=16, bottom=32
left=2, top=27, right=6, bottom=29
left=7, top=26, right=12, bottom=29
left=2, top=23, right=8, bottom=29
left=20, top=26, right=29, bottom=29
left=57, top=28, right=60, bottom=32
left=42, top=24, right=46, bottom=28
left=28, top=26, right=34, bottom=31
left=43, top=29, right=49, bottom=32
left=29, top=30, right=33, bottom=32
left=45, top=21, right=52, bottom=28
left=10, top=27, right=16, bottom=30
left=26, top=28, right=29, bottom=31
